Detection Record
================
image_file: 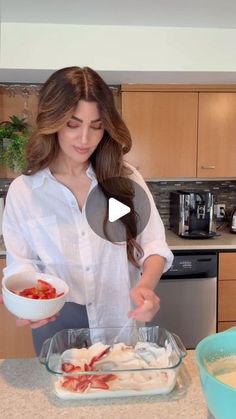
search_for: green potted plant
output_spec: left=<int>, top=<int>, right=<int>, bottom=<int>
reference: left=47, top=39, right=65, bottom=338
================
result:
left=0, top=115, right=30, bottom=173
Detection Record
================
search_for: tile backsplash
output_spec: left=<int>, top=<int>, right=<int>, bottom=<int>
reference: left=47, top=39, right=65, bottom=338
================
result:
left=147, top=179, right=236, bottom=227
left=1, top=177, right=236, bottom=229
left=0, top=179, right=12, bottom=196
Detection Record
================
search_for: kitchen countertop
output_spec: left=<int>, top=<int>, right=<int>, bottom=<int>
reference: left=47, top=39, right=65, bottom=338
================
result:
left=1, top=230, right=236, bottom=256
left=166, top=229, right=236, bottom=251
left=0, top=351, right=212, bottom=419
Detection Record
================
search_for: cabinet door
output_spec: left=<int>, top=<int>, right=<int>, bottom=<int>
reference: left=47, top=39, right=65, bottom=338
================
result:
left=219, top=253, right=236, bottom=280
left=0, top=258, right=35, bottom=359
left=218, top=252, right=236, bottom=324
left=198, top=93, right=236, bottom=178
left=218, top=281, right=236, bottom=321
left=218, top=321, right=236, bottom=332
left=121, top=92, right=198, bottom=179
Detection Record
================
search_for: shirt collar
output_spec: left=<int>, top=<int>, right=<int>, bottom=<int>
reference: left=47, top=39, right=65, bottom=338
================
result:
left=31, top=164, right=96, bottom=189
left=31, top=168, right=52, bottom=190
left=86, top=163, right=96, bottom=180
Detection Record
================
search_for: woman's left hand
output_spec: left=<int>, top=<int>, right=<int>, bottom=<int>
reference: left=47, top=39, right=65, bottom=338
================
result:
left=128, top=286, right=160, bottom=322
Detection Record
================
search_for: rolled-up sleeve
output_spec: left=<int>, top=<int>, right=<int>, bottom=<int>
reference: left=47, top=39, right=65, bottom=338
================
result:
left=130, top=166, right=174, bottom=273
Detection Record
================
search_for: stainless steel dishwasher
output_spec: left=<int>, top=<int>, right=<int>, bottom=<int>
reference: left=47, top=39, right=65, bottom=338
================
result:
left=147, top=252, right=217, bottom=349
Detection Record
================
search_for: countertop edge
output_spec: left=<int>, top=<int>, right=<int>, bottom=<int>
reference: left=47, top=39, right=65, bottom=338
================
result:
left=1, top=230, right=236, bottom=256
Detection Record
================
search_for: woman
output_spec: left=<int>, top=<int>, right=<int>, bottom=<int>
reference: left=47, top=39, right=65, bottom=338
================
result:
left=2, top=66, right=173, bottom=355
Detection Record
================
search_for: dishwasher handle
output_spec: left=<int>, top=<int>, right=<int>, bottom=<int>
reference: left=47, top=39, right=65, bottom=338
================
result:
left=161, top=273, right=213, bottom=280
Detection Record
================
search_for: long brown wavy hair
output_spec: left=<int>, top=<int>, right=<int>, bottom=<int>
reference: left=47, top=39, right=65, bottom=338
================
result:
left=24, top=66, right=143, bottom=266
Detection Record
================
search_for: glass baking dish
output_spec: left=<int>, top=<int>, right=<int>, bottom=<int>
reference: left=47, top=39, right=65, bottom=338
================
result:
left=39, top=326, right=187, bottom=400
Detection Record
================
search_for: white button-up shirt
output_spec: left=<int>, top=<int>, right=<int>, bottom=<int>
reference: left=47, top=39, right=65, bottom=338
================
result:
left=2, top=164, right=173, bottom=328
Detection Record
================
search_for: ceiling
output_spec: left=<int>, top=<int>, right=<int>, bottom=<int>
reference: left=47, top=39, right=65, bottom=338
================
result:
left=1, top=1, right=236, bottom=84
left=2, top=0, right=236, bottom=28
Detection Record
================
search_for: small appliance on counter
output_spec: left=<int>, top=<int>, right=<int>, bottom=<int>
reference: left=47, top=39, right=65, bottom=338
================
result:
left=169, top=190, right=217, bottom=239
left=230, top=208, right=236, bottom=234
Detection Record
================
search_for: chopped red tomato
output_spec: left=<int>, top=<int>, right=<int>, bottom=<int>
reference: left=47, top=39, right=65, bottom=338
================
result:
left=60, top=351, right=117, bottom=393
left=61, top=363, right=76, bottom=373
left=14, top=279, right=64, bottom=300
left=62, top=377, right=80, bottom=392
left=88, top=346, right=110, bottom=367
left=37, top=279, right=52, bottom=291
left=61, top=373, right=117, bottom=393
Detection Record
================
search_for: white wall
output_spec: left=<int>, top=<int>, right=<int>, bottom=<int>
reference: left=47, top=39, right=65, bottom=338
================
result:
left=1, top=23, right=236, bottom=82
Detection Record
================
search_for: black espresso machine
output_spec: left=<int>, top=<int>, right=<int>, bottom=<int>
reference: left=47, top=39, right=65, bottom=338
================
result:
left=169, top=191, right=217, bottom=239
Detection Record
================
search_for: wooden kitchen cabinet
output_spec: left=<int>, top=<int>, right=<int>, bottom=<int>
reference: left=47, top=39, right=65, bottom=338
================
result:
left=121, top=90, right=198, bottom=178
left=121, top=86, right=236, bottom=179
left=218, top=252, right=236, bottom=331
left=0, top=257, right=35, bottom=359
left=218, top=322, right=236, bottom=332
left=198, top=93, right=236, bottom=178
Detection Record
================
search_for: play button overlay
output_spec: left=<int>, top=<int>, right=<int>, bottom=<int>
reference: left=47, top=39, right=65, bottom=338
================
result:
left=85, top=177, right=151, bottom=243
left=108, top=198, right=130, bottom=222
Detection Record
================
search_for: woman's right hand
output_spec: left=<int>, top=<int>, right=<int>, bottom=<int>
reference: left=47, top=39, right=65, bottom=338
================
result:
left=0, top=294, right=58, bottom=328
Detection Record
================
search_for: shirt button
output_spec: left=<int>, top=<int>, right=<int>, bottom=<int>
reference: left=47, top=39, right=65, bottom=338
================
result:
left=87, top=302, right=92, bottom=307
left=86, top=266, right=90, bottom=271
left=81, top=231, right=85, bottom=236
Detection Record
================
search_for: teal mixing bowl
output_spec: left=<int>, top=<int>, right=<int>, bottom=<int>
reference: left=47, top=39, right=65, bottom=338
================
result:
left=195, top=328, right=236, bottom=419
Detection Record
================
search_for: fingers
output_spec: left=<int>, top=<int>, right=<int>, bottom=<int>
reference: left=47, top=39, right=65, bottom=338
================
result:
left=1, top=293, right=59, bottom=328
left=16, top=315, right=58, bottom=329
left=129, top=287, right=160, bottom=322
left=130, top=287, right=155, bottom=306
left=16, top=318, right=32, bottom=327
left=128, top=301, right=155, bottom=321
left=30, top=316, right=57, bottom=329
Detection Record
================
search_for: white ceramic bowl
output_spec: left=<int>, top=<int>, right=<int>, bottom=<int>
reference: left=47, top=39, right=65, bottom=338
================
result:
left=2, top=271, right=69, bottom=321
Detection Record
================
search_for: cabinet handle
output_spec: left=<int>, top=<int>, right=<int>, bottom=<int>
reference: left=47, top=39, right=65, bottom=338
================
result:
left=201, top=165, right=216, bottom=169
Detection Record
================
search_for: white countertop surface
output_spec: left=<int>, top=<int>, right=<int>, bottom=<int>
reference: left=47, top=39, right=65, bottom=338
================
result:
left=0, top=351, right=213, bottom=419
left=166, top=229, right=236, bottom=251
left=1, top=230, right=236, bottom=256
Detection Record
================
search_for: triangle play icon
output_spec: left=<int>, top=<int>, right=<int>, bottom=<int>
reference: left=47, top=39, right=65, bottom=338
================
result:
left=108, top=197, right=131, bottom=223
